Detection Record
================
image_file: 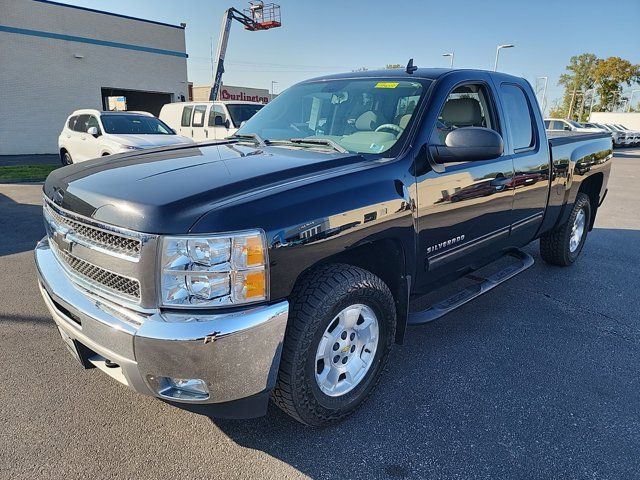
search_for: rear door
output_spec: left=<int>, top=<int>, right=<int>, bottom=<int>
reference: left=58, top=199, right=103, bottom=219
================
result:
left=179, top=105, right=194, bottom=137
left=70, top=114, right=91, bottom=161
left=190, top=104, right=209, bottom=141
left=495, top=82, right=551, bottom=244
left=414, top=77, right=515, bottom=291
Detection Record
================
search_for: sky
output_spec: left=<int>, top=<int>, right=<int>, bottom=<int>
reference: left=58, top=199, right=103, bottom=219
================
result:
left=58, top=0, right=640, bottom=112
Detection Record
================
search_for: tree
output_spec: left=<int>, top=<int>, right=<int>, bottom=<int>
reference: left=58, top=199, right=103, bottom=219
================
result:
left=593, top=57, right=640, bottom=112
left=556, top=53, right=598, bottom=120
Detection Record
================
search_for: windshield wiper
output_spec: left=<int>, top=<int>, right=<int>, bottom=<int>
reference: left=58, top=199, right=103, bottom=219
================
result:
left=288, top=138, right=349, bottom=154
left=229, top=133, right=267, bottom=147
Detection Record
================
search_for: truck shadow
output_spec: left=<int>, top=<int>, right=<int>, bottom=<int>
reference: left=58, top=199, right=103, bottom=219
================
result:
left=0, top=191, right=45, bottom=257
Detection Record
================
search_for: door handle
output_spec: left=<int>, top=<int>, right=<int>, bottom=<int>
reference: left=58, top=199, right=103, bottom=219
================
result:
left=490, top=177, right=511, bottom=189
left=205, top=130, right=208, bottom=138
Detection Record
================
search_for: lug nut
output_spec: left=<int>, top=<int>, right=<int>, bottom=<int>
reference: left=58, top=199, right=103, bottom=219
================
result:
left=333, top=342, right=339, bottom=351
left=333, top=355, right=340, bottom=363
left=350, top=332, right=355, bottom=341
left=342, top=357, right=348, bottom=364
left=341, top=331, right=347, bottom=340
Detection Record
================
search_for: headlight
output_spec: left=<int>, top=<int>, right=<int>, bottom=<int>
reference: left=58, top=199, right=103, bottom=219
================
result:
left=160, top=230, right=268, bottom=307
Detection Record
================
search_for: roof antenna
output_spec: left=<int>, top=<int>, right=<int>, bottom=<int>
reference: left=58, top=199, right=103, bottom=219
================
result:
left=406, top=58, right=418, bottom=74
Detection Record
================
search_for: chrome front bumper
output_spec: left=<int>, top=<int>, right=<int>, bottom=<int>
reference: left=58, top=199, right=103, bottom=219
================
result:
left=35, top=237, right=289, bottom=406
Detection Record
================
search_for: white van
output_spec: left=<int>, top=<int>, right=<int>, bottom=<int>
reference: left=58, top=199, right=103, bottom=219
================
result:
left=159, top=101, right=264, bottom=141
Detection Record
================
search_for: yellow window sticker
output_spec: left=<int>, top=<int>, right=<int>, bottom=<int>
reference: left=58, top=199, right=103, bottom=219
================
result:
left=375, top=82, right=399, bottom=89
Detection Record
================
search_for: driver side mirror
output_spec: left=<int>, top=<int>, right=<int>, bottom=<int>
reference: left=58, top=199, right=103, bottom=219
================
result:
left=431, top=127, right=503, bottom=163
left=214, top=115, right=231, bottom=129
left=87, top=126, right=100, bottom=137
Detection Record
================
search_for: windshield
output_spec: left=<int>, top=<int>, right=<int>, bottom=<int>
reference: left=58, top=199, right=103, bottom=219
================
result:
left=236, top=78, right=430, bottom=155
left=101, top=115, right=174, bottom=135
left=568, top=120, right=584, bottom=128
left=226, top=104, right=264, bottom=127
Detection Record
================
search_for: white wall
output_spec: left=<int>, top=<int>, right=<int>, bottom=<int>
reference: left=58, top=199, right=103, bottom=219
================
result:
left=0, top=0, right=189, bottom=155
left=589, top=113, right=640, bottom=131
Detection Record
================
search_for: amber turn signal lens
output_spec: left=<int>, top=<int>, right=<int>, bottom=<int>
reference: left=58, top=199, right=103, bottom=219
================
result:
left=244, top=270, right=266, bottom=299
left=245, top=235, right=265, bottom=267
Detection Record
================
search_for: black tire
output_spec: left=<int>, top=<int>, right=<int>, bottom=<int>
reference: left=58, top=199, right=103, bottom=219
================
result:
left=272, top=264, right=396, bottom=426
left=61, top=150, right=73, bottom=165
left=540, top=192, right=591, bottom=266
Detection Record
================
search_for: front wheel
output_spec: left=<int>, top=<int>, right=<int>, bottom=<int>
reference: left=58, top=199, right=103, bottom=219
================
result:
left=540, top=192, right=591, bottom=266
left=61, top=151, right=73, bottom=165
left=272, top=264, right=396, bottom=426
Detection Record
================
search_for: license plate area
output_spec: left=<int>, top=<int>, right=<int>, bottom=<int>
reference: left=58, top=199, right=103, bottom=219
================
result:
left=57, top=327, right=94, bottom=369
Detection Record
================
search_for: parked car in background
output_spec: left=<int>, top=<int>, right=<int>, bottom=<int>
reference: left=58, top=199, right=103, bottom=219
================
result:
left=59, top=110, right=194, bottom=164
left=159, top=101, right=264, bottom=142
left=544, top=118, right=606, bottom=133
left=593, top=124, right=627, bottom=147
left=612, top=124, right=640, bottom=146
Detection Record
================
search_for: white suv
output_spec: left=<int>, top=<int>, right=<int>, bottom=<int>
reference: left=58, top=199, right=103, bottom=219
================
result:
left=58, top=109, right=194, bottom=164
left=543, top=118, right=607, bottom=133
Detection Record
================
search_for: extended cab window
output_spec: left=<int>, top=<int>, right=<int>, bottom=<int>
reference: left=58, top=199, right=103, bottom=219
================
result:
left=181, top=106, right=193, bottom=127
left=500, top=84, right=534, bottom=151
left=192, top=105, right=207, bottom=127
left=431, top=84, right=498, bottom=148
left=236, top=78, right=430, bottom=155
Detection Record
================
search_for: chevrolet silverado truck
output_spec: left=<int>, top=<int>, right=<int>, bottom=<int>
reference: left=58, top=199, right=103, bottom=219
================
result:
left=36, top=67, right=612, bottom=426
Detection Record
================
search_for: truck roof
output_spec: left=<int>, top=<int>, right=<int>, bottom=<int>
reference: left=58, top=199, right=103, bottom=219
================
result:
left=302, top=68, right=525, bottom=83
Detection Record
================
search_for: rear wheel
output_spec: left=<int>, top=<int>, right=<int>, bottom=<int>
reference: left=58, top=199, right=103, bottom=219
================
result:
left=272, top=264, right=396, bottom=426
left=61, top=150, right=73, bottom=165
left=540, top=192, right=591, bottom=266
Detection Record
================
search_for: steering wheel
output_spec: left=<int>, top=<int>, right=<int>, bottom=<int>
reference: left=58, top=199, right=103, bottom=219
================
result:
left=375, top=124, right=404, bottom=137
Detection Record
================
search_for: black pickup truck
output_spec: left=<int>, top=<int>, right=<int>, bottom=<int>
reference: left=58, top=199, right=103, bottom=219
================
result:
left=36, top=68, right=612, bottom=426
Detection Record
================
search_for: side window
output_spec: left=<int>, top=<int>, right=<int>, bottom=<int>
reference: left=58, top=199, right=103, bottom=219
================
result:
left=432, top=83, right=497, bottom=147
left=192, top=105, right=207, bottom=127
left=500, top=84, right=534, bottom=151
left=181, top=106, right=193, bottom=127
left=73, top=114, right=90, bottom=132
left=543, top=120, right=550, bottom=129
left=86, top=115, right=101, bottom=134
left=67, top=116, right=77, bottom=130
left=208, top=105, right=227, bottom=126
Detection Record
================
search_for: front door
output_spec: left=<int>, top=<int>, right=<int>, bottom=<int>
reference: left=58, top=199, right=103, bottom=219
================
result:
left=414, top=80, right=514, bottom=292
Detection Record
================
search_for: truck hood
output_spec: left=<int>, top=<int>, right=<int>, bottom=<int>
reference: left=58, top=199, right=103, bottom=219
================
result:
left=44, top=142, right=364, bottom=233
left=109, top=134, right=194, bottom=147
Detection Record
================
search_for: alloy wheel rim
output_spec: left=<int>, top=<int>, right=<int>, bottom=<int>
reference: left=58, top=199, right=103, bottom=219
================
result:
left=570, top=208, right=586, bottom=253
left=314, top=304, right=379, bottom=397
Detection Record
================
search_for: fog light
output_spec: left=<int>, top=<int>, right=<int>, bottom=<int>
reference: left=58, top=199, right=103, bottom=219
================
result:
left=148, top=376, right=209, bottom=401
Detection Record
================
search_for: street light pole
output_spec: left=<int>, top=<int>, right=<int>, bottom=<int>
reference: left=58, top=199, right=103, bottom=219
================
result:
left=536, top=76, right=548, bottom=114
left=494, top=44, right=514, bottom=71
left=442, top=52, right=454, bottom=68
left=271, top=81, right=278, bottom=101
left=627, top=89, right=640, bottom=112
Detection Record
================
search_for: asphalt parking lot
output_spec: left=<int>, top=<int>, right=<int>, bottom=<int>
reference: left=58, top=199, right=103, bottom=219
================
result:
left=1, top=150, right=639, bottom=480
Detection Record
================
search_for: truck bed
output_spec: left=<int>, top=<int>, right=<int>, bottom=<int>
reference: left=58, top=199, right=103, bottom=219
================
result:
left=547, top=130, right=611, bottom=146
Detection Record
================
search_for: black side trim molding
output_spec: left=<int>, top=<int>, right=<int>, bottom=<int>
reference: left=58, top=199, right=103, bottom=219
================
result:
left=428, top=227, right=510, bottom=270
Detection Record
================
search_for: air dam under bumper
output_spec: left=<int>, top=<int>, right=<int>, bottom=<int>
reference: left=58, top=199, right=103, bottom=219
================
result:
left=35, top=237, right=289, bottom=415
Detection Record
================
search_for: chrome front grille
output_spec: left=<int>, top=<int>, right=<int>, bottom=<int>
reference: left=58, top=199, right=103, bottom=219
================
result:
left=45, top=201, right=141, bottom=258
left=51, top=241, right=141, bottom=301
left=43, top=197, right=158, bottom=310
